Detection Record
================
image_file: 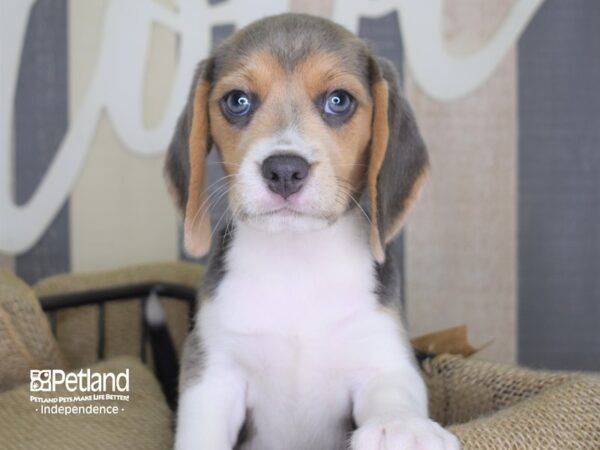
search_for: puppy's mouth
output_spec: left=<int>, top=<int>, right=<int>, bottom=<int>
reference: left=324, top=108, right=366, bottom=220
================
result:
left=235, top=203, right=337, bottom=233
left=257, top=206, right=311, bottom=217
left=238, top=204, right=330, bottom=221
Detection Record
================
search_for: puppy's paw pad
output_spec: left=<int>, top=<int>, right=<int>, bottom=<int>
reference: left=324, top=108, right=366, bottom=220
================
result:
left=351, top=416, right=460, bottom=450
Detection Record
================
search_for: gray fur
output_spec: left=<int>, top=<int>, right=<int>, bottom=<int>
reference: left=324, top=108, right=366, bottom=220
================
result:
left=233, top=409, right=256, bottom=450
left=368, top=57, right=428, bottom=310
left=200, top=222, right=235, bottom=299
left=374, top=246, right=403, bottom=312
left=178, top=224, right=234, bottom=393
left=211, top=13, right=372, bottom=87
left=372, top=57, right=429, bottom=255
left=178, top=328, right=205, bottom=392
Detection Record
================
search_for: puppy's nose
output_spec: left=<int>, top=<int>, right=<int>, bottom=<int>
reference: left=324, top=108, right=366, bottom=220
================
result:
left=261, top=154, right=309, bottom=199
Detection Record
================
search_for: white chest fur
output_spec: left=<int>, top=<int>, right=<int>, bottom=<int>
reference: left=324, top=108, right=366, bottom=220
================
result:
left=193, top=212, right=415, bottom=450
left=207, top=211, right=377, bottom=333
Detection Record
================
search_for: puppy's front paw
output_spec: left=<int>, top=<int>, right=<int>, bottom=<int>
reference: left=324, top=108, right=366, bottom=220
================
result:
left=351, top=416, right=460, bottom=450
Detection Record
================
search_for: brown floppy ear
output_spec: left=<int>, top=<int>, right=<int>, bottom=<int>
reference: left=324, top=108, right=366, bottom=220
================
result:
left=368, top=57, right=429, bottom=263
left=164, top=59, right=214, bottom=257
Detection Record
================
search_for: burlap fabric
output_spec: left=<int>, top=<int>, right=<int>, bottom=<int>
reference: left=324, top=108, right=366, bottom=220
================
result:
left=0, top=270, right=65, bottom=392
left=424, top=354, right=600, bottom=449
left=0, top=356, right=173, bottom=450
left=33, top=262, right=203, bottom=369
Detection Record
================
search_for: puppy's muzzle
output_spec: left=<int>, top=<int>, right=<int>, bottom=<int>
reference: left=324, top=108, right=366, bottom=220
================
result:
left=261, top=154, right=309, bottom=199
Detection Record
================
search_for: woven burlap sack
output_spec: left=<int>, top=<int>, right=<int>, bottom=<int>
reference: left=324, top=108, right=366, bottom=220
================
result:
left=34, top=262, right=202, bottom=369
left=0, top=306, right=34, bottom=392
left=0, top=356, right=173, bottom=450
left=0, top=270, right=65, bottom=391
left=423, top=354, right=600, bottom=449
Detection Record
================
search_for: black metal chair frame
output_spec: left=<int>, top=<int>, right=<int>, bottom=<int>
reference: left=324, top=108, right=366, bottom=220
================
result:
left=39, top=282, right=197, bottom=410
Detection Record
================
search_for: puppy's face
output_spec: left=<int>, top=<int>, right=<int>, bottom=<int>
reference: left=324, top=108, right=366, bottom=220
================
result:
left=210, top=50, right=372, bottom=233
left=165, top=14, right=428, bottom=262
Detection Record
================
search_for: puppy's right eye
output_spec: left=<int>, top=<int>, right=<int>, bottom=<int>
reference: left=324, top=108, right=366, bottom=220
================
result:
left=324, top=91, right=353, bottom=116
left=319, top=90, right=356, bottom=127
left=222, top=90, right=252, bottom=117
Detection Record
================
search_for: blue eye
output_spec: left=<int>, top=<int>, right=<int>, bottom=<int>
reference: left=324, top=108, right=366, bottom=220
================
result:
left=224, top=90, right=252, bottom=116
left=324, top=90, right=354, bottom=116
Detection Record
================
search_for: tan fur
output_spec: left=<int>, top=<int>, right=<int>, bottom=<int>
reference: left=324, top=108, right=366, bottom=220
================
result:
left=384, top=167, right=428, bottom=242
left=368, top=80, right=390, bottom=263
left=208, top=50, right=374, bottom=221
left=295, top=53, right=373, bottom=191
left=209, top=52, right=287, bottom=171
left=184, top=79, right=212, bottom=256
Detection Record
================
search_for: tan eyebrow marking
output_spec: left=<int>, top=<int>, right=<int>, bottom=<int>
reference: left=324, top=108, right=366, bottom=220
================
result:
left=294, top=52, right=371, bottom=106
left=211, top=51, right=286, bottom=102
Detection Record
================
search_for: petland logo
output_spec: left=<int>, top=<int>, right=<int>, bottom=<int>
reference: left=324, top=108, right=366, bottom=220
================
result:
left=30, top=368, right=129, bottom=393
left=30, top=369, right=130, bottom=415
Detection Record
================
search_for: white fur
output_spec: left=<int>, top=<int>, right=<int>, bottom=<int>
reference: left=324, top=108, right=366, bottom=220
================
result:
left=144, top=291, right=165, bottom=326
left=175, top=210, right=459, bottom=450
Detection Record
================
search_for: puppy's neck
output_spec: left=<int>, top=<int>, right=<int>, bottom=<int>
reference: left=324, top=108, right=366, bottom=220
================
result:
left=211, top=210, right=378, bottom=328
left=230, top=210, right=373, bottom=273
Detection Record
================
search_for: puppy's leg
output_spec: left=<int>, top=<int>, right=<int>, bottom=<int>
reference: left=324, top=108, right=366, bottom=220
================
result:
left=351, top=368, right=460, bottom=450
left=175, top=364, right=246, bottom=450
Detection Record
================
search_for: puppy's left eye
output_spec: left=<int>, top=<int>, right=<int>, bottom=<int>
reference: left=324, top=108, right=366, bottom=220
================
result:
left=223, top=90, right=252, bottom=117
left=324, top=90, right=354, bottom=116
left=220, top=90, right=258, bottom=126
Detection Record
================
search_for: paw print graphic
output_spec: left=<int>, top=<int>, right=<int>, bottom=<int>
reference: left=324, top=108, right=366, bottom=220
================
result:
left=30, top=370, right=52, bottom=392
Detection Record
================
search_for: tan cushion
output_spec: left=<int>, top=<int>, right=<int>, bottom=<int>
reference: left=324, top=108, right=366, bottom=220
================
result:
left=0, top=270, right=65, bottom=391
left=34, top=262, right=202, bottom=369
left=0, top=306, right=33, bottom=392
left=0, top=356, right=173, bottom=450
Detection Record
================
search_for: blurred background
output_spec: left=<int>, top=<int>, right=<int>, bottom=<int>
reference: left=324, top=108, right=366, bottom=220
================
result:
left=1, top=0, right=598, bottom=370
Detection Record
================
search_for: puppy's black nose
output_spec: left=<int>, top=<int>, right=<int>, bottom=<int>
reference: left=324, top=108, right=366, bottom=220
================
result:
left=261, top=154, right=309, bottom=199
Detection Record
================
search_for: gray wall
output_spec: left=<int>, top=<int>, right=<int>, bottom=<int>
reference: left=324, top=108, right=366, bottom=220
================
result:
left=518, top=0, right=600, bottom=370
left=14, top=0, right=70, bottom=284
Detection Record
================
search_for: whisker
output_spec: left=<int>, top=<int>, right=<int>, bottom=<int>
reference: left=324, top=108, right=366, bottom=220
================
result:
left=223, top=205, right=242, bottom=246
left=193, top=182, right=229, bottom=221
left=202, top=174, right=236, bottom=193
left=347, top=194, right=371, bottom=225
left=210, top=205, right=234, bottom=244
left=190, top=183, right=231, bottom=230
left=194, top=185, right=232, bottom=230
left=320, top=176, right=372, bottom=226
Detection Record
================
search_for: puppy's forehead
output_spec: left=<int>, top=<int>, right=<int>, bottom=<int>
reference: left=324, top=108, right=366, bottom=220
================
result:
left=211, top=13, right=372, bottom=85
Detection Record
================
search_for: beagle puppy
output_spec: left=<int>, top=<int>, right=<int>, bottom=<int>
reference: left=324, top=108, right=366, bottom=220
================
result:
left=165, top=13, right=460, bottom=450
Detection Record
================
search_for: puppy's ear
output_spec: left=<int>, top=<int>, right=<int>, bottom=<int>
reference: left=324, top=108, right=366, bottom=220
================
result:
left=164, top=59, right=214, bottom=257
left=368, top=57, right=429, bottom=263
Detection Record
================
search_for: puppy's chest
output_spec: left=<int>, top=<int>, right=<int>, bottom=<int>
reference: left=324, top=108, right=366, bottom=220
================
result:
left=199, top=219, right=383, bottom=448
left=207, top=216, right=379, bottom=334
left=205, top=261, right=375, bottom=450
left=206, top=246, right=379, bottom=369
left=226, top=315, right=355, bottom=419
